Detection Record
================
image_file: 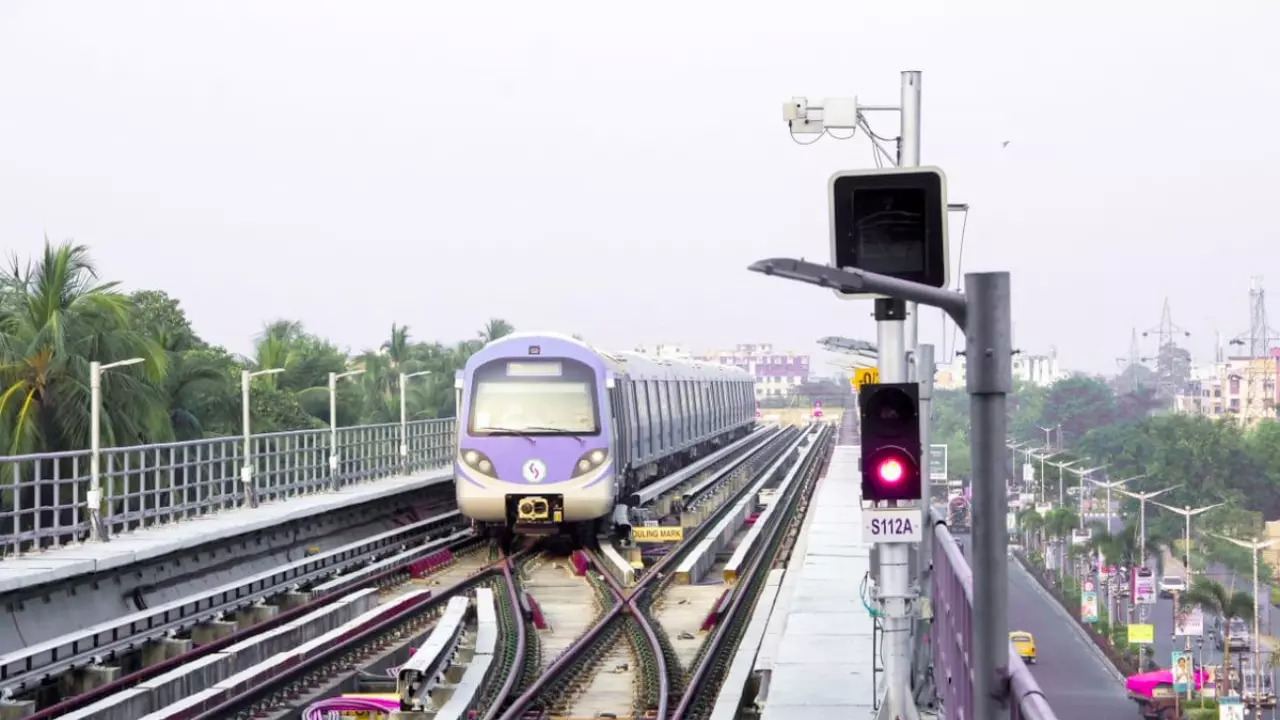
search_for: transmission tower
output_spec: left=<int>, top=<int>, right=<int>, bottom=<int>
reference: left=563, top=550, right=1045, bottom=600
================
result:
left=1140, top=298, right=1191, bottom=396
left=1114, top=327, right=1152, bottom=393
left=1227, top=276, right=1280, bottom=422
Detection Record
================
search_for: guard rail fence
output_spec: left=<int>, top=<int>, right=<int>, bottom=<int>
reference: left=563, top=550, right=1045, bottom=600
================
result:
left=1, top=418, right=456, bottom=556
left=929, top=509, right=1060, bottom=720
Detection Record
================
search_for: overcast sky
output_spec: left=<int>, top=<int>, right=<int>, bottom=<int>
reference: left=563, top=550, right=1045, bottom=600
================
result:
left=3, top=1, right=1277, bottom=375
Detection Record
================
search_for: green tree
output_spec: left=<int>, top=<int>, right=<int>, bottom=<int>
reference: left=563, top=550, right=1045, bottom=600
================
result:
left=1181, top=577, right=1254, bottom=693
left=0, top=240, right=168, bottom=454
left=1040, top=376, right=1118, bottom=447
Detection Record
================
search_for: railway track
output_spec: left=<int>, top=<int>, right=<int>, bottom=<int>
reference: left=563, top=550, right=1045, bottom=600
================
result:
left=51, top=421, right=832, bottom=719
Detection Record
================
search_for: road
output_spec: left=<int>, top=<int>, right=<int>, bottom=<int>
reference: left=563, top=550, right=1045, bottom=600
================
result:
left=1008, top=554, right=1137, bottom=718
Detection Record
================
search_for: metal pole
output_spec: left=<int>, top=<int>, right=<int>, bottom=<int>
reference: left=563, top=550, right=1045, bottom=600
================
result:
left=1254, top=542, right=1261, bottom=701
left=1185, top=510, right=1192, bottom=580
left=912, top=343, right=936, bottom=705
left=89, top=361, right=102, bottom=541
left=241, top=369, right=253, bottom=507
left=875, top=296, right=911, bottom=719
left=900, top=71, right=923, bottom=357
left=400, top=372, right=409, bottom=471
left=329, top=372, right=340, bottom=489
left=966, top=272, right=1013, bottom=720
left=1038, top=454, right=1046, bottom=504
left=1059, top=464, right=1066, bottom=507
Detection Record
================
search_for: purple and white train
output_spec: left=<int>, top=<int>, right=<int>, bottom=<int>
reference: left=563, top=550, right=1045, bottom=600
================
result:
left=454, top=332, right=756, bottom=538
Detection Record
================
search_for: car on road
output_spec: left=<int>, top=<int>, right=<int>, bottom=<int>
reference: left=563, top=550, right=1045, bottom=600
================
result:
left=1213, top=616, right=1250, bottom=651
left=1010, top=631, right=1036, bottom=664
left=1158, top=575, right=1187, bottom=597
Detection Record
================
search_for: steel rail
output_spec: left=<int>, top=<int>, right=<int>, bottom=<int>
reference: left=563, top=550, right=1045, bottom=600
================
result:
left=671, top=425, right=832, bottom=718
left=30, top=530, right=486, bottom=720
left=496, top=426, right=805, bottom=720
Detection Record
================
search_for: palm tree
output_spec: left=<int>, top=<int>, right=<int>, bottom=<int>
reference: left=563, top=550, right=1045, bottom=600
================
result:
left=0, top=240, right=167, bottom=454
left=1181, top=577, right=1254, bottom=693
left=0, top=240, right=168, bottom=537
left=1017, top=507, right=1046, bottom=553
left=478, top=318, right=514, bottom=344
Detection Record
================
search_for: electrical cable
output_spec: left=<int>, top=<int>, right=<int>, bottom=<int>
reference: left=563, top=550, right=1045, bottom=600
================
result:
left=861, top=569, right=885, bottom=617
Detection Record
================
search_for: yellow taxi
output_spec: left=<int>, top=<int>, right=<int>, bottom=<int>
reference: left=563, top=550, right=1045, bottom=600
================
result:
left=1010, top=631, right=1037, bottom=664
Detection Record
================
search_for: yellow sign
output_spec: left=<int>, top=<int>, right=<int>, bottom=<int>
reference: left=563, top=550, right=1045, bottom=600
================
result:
left=632, top=526, right=684, bottom=543
left=853, top=367, right=880, bottom=390
left=1128, top=623, right=1154, bottom=644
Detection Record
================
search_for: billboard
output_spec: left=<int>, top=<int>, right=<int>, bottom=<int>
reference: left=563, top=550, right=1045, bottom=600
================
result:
left=1081, top=590, right=1099, bottom=623
left=928, top=444, right=948, bottom=481
left=1175, top=607, right=1205, bottom=636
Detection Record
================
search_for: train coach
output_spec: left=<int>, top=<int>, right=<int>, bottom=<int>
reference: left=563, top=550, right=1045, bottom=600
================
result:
left=454, top=332, right=756, bottom=540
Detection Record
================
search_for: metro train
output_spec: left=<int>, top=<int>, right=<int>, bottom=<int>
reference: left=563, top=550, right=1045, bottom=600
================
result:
left=454, top=332, right=756, bottom=540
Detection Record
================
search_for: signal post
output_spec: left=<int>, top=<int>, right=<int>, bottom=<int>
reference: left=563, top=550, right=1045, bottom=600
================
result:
left=767, top=70, right=1014, bottom=720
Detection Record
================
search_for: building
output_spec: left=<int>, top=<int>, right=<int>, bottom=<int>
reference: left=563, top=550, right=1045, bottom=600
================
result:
left=694, top=343, right=811, bottom=399
left=1173, top=351, right=1280, bottom=427
left=933, top=350, right=1068, bottom=391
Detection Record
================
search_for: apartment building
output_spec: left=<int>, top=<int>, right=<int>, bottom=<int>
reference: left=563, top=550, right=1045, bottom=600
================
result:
left=1174, top=351, right=1280, bottom=427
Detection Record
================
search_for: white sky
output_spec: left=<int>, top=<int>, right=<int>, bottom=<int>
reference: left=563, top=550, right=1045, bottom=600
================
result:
left=3, top=1, right=1278, bottom=375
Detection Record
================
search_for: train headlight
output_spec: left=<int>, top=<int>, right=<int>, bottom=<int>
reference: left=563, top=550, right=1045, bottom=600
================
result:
left=459, top=449, right=497, bottom=477
left=572, top=449, right=610, bottom=478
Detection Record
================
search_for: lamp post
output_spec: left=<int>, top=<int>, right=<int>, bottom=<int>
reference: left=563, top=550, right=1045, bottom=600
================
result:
left=89, top=357, right=145, bottom=541
left=1067, top=464, right=1107, bottom=529
left=1031, top=450, right=1060, bottom=504
left=1048, top=458, right=1079, bottom=507
left=1087, top=474, right=1145, bottom=534
left=328, top=370, right=366, bottom=488
left=399, top=371, right=432, bottom=471
left=1114, top=485, right=1182, bottom=568
left=242, top=367, right=285, bottom=507
left=1037, top=424, right=1055, bottom=451
left=1152, top=501, right=1226, bottom=582
left=1212, top=533, right=1279, bottom=701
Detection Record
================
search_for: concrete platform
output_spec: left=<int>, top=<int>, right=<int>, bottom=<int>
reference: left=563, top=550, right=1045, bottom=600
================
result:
left=0, top=467, right=452, bottom=595
left=758, top=445, right=877, bottom=719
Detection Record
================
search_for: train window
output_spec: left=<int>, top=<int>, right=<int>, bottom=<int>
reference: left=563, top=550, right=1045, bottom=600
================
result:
left=468, top=358, right=600, bottom=436
left=661, top=382, right=674, bottom=447
left=635, top=380, right=651, bottom=457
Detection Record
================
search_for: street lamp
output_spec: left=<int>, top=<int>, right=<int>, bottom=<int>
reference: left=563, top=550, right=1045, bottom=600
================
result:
left=1048, top=458, right=1080, bottom=507
left=89, top=357, right=145, bottom=541
left=1115, top=485, right=1183, bottom=567
left=1067, top=464, right=1107, bottom=528
left=328, top=370, right=366, bottom=487
left=1037, top=424, right=1055, bottom=451
left=1031, top=450, right=1060, bottom=504
left=1152, top=501, right=1226, bottom=581
left=1087, top=474, right=1145, bottom=534
left=242, top=367, right=285, bottom=507
left=399, top=371, right=432, bottom=470
left=1212, top=533, right=1279, bottom=700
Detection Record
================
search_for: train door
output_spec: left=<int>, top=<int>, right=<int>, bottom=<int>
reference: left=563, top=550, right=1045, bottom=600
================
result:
left=635, top=380, right=652, bottom=460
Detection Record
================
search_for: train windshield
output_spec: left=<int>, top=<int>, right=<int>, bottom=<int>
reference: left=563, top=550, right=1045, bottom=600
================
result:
left=468, top=358, right=601, bottom=436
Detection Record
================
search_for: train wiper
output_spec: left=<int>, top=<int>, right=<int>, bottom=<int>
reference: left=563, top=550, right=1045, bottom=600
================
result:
left=524, top=427, right=586, bottom=445
left=477, top=427, right=536, bottom=444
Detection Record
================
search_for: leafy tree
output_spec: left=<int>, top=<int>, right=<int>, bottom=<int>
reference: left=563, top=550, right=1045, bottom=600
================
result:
left=1181, top=577, right=1254, bottom=693
left=1040, top=376, right=1118, bottom=447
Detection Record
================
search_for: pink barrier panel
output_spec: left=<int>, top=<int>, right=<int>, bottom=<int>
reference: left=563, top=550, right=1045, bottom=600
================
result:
left=569, top=550, right=590, bottom=576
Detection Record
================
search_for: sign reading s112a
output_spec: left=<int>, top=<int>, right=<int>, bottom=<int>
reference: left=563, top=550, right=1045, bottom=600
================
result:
left=862, top=508, right=923, bottom=544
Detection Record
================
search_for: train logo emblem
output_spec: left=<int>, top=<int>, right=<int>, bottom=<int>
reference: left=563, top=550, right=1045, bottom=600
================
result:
left=522, top=459, right=547, bottom=483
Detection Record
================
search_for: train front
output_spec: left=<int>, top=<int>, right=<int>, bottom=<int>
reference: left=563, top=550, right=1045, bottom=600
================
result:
left=455, top=335, right=615, bottom=535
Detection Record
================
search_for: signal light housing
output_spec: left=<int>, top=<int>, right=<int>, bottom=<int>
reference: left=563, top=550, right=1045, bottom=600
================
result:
left=859, top=382, right=922, bottom=503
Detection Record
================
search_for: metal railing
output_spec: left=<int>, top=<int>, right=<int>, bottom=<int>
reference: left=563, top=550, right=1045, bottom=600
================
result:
left=0, top=418, right=456, bottom=556
left=930, top=513, right=1059, bottom=719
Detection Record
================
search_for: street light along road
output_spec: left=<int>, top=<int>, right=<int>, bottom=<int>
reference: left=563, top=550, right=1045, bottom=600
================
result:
left=89, top=357, right=146, bottom=542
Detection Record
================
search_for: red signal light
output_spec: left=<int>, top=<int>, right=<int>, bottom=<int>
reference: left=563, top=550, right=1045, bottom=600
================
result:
left=877, top=458, right=905, bottom=483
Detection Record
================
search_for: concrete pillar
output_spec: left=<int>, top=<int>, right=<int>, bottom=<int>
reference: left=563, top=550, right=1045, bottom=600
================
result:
left=236, top=604, right=279, bottom=630
left=192, top=620, right=238, bottom=645
left=278, top=591, right=312, bottom=611
left=142, top=638, right=192, bottom=666
left=62, top=665, right=120, bottom=695
left=0, top=700, right=35, bottom=719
